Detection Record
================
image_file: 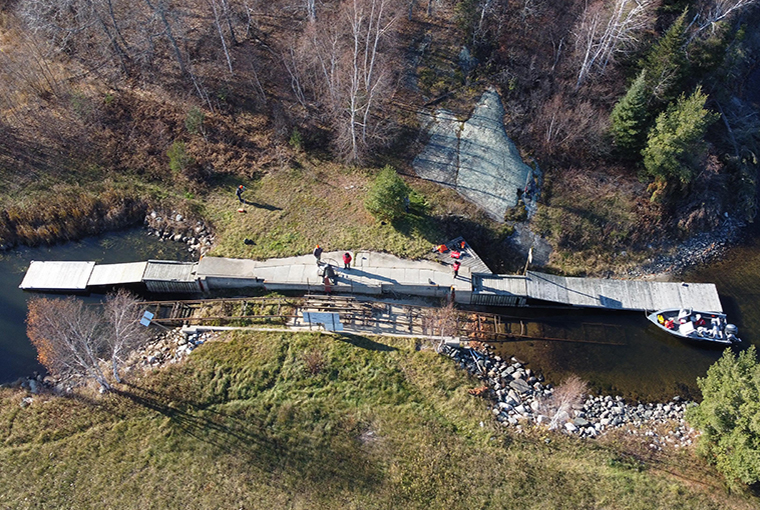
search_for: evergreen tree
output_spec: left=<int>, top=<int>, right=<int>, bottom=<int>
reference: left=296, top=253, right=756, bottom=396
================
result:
left=685, top=346, right=760, bottom=487
left=641, top=9, right=690, bottom=106
left=642, top=86, right=719, bottom=192
left=610, top=70, right=650, bottom=158
left=364, top=166, right=410, bottom=222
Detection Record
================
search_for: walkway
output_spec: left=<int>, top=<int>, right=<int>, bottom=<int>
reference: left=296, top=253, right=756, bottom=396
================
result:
left=19, top=247, right=724, bottom=312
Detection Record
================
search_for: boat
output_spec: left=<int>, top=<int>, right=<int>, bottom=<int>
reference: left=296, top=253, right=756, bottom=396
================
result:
left=647, top=309, right=740, bottom=345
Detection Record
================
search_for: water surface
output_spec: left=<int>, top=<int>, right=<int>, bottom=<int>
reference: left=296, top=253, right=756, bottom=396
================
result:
left=0, top=229, right=194, bottom=383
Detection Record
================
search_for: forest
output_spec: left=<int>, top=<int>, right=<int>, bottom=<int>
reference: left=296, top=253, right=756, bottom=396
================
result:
left=1, top=0, right=759, bottom=269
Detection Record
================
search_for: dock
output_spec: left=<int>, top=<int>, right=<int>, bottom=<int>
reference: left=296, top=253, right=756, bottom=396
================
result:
left=18, top=246, right=724, bottom=313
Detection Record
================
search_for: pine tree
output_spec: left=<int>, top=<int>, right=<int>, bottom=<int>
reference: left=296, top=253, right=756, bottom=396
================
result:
left=610, top=70, right=650, bottom=158
left=364, top=166, right=410, bottom=222
left=642, top=86, right=719, bottom=191
left=686, top=346, right=760, bottom=487
left=641, top=9, right=690, bottom=106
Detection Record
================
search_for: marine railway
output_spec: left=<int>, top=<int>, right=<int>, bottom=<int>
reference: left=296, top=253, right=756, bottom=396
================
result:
left=18, top=236, right=724, bottom=345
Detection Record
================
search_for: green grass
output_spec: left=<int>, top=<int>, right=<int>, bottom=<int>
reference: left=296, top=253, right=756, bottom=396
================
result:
left=203, top=160, right=499, bottom=262
left=0, top=331, right=755, bottom=509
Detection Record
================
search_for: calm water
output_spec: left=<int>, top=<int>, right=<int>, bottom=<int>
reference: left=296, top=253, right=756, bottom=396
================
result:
left=493, top=235, right=760, bottom=402
left=1, top=227, right=757, bottom=401
left=0, top=229, right=194, bottom=384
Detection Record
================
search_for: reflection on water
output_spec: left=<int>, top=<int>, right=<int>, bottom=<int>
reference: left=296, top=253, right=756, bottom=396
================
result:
left=0, top=229, right=195, bottom=384
left=490, top=308, right=726, bottom=402
left=491, top=231, right=760, bottom=402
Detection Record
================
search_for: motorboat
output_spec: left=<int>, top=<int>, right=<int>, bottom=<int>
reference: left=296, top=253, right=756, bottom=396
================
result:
left=647, top=308, right=740, bottom=345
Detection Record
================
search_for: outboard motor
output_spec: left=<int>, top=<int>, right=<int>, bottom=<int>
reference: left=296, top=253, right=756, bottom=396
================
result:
left=726, top=324, right=740, bottom=343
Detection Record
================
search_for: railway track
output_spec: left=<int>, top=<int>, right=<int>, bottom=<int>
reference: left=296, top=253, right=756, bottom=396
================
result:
left=138, top=295, right=627, bottom=346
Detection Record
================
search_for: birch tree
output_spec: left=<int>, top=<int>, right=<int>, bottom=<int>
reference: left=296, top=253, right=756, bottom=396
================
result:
left=27, top=296, right=112, bottom=391
left=298, top=0, right=400, bottom=162
left=574, top=0, right=657, bottom=88
left=103, top=290, right=150, bottom=384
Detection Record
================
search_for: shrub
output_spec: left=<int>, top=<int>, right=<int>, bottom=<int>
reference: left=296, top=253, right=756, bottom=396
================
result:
left=289, top=128, right=303, bottom=151
left=685, top=346, right=760, bottom=487
left=185, top=106, right=205, bottom=135
left=364, top=165, right=410, bottom=222
left=167, top=140, right=194, bottom=176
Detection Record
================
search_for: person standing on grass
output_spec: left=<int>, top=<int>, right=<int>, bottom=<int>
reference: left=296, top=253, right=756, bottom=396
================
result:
left=236, top=185, right=246, bottom=203
left=343, top=252, right=352, bottom=269
left=313, top=245, right=323, bottom=265
left=452, top=260, right=461, bottom=278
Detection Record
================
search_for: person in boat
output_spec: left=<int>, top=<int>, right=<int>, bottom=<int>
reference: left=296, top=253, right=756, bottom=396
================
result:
left=694, top=314, right=707, bottom=327
left=710, top=317, right=722, bottom=339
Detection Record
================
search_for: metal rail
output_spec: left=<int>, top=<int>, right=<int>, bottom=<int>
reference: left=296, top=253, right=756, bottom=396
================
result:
left=137, top=294, right=626, bottom=346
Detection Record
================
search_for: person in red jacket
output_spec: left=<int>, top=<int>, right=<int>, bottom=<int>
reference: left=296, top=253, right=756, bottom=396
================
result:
left=452, top=260, right=461, bottom=278
left=343, top=252, right=352, bottom=269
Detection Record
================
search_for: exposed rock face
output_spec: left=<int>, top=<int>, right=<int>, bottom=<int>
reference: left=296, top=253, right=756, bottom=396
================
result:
left=413, top=89, right=533, bottom=221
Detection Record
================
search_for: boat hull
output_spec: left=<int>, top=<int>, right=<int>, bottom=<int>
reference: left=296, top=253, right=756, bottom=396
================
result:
left=647, top=309, right=738, bottom=345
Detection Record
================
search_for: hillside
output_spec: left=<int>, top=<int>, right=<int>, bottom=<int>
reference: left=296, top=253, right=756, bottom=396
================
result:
left=1, top=331, right=757, bottom=509
left=1, top=0, right=759, bottom=272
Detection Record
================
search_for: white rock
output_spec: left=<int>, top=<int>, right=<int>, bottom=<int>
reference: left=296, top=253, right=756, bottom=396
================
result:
left=565, top=422, right=578, bottom=433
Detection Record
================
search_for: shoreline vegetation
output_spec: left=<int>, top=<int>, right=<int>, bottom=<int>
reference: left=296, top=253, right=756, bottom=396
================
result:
left=2, top=330, right=757, bottom=508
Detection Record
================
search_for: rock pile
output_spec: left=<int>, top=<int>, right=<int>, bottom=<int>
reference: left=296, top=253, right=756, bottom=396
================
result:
left=137, top=327, right=218, bottom=368
left=439, top=343, right=698, bottom=447
left=626, top=216, right=744, bottom=278
left=144, top=210, right=214, bottom=256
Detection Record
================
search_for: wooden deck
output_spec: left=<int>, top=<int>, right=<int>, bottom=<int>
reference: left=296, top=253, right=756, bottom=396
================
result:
left=18, top=251, right=724, bottom=313
left=524, top=271, right=723, bottom=312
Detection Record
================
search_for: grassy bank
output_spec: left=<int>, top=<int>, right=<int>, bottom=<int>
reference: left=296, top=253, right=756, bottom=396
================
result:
left=202, top=159, right=514, bottom=270
left=0, top=331, right=754, bottom=509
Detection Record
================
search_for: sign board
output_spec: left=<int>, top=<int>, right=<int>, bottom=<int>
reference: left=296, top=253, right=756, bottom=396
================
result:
left=140, top=311, right=154, bottom=327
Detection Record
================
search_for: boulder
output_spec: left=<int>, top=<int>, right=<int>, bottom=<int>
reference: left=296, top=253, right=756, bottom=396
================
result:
left=509, top=379, right=531, bottom=394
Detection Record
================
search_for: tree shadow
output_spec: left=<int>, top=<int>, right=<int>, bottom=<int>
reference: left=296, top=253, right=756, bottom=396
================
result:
left=336, top=333, right=398, bottom=352
left=115, top=382, right=381, bottom=490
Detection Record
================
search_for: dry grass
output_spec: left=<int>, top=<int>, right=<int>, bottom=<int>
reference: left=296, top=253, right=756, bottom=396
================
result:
left=532, top=167, right=663, bottom=275
left=0, top=331, right=756, bottom=509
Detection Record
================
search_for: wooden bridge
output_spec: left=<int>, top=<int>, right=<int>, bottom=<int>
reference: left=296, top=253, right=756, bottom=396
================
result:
left=139, top=295, right=627, bottom=346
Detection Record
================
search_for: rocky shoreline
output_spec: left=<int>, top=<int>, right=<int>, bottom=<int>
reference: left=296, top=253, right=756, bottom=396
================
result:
left=624, top=216, right=745, bottom=278
left=143, top=210, right=215, bottom=256
left=440, top=343, right=699, bottom=449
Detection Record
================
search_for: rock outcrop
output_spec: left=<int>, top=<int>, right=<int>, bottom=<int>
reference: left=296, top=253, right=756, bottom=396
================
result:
left=413, top=89, right=533, bottom=221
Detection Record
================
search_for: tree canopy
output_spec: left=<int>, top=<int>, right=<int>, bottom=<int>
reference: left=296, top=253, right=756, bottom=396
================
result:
left=642, top=86, right=719, bottom=189
left=685, top=346, right=760, bottom=487
left=364, top=165, right=410, bottom=222
left=610, top=69, right=650, bottom=158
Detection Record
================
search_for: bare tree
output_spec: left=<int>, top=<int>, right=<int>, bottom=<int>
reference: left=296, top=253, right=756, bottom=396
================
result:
left=574, top=0, right=657, bottom=89
left=538, top=375, right=588, bottom=430
left=688, top=0, right=760, bottom=42
left=103, top=290, right=150, bottom=384
left=27, top=296, right=112, bottom=391
left=296, top=0, right=400, bottom=162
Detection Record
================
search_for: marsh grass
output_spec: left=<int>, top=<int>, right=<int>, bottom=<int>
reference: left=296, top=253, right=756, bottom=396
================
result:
left=0, top=331, right=755, bottom=509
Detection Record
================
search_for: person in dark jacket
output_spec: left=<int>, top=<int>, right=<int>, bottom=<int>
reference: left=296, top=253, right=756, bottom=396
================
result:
left=313, top=245, right=323, bottom=265
left=343, top=252, right=352, bottom=269
left=236, top=185, right=246, bottom=203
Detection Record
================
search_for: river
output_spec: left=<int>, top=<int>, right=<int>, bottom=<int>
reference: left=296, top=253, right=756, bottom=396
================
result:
left=0, top=229, right=195, bottom=384
left=1, top=227, right=757, bottom=401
